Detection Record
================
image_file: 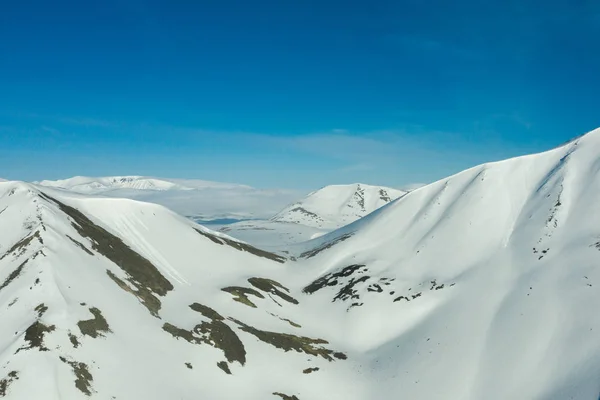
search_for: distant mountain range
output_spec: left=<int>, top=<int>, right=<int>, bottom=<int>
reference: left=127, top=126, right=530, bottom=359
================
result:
left=36, top=175, right=250, bottom=192
left=35, top=176, right=302, bottom=221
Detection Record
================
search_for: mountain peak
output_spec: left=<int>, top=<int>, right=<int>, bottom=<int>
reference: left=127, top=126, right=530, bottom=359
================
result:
left=271, top=183, right=406, bottom=229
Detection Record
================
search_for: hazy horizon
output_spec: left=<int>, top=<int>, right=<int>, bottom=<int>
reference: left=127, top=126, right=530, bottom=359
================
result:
left=2, top=1, right=599, bottom=188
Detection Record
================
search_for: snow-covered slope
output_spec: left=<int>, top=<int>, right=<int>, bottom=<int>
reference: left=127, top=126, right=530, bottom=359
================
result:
left=272, top=183, right=406, bottom=229
left=280, top=128, right=600, bottom=399
left=3, top=128, right=600, bottom=399
left=0, top=181, right=350, bottom=400
left=36, top=176, right=302, bottom=220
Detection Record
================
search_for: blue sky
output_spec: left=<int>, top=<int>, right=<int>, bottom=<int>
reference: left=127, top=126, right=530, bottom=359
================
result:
left=1, top=0, right=599, bottom=189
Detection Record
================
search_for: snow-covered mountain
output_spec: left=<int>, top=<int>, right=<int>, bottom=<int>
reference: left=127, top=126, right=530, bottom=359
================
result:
left=36, top=176, right=302, bottom=221
left=219, top=184, right=405, bottom=246
left=279, top=128, right=600, bottom=399
left=36, top=176, right=249, bottom=193
left=271, top=183, right=406, bottom=229
left=2, top=128, right=600, bottom=399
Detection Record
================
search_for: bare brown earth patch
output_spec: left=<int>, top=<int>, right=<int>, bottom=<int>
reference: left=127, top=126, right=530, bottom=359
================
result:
left=248, top=277, right=298, bottom=305
left=0, top=371, right=19, bottom=397
left=230, top=318, right=346, bottom=362
left=60, top=357, right=94, bottom=396
left=222, top=286, right=265, bottom=308
left=78, top=307, right=111, bottom=338
left=0, top=260, right=29, bottom=293
left=163, top=303, right=246, bottom=368
left=273, top=392, right=300, bottom=400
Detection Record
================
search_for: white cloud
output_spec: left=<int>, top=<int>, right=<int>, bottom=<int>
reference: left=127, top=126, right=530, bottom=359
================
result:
left=14, top=112, right=117, bottom=128
left=40, top=126, right=61, bottom=135
left=246, top=130, right=423, bottom=164
left=337, top=163, right=375, bottom=173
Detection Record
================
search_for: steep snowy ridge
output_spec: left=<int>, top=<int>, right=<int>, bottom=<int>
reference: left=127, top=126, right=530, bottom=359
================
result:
left=2, top=128, right=600, bottom=399
left=0, top=182, right=351, bottom=400
left=283, top=128, right=600, bottom=399
left=272, top=183, right=406, bottom=229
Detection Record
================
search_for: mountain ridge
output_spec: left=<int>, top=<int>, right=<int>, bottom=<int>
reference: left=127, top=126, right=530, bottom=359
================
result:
left=0, top=181, right=345, bottom=399
left=1, top=128, right=600, bottom=399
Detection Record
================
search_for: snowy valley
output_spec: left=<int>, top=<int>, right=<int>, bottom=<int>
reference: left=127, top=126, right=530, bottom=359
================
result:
left=1, top=128, right=600, bottom=399
left=220, top=184, right=406, bottom=246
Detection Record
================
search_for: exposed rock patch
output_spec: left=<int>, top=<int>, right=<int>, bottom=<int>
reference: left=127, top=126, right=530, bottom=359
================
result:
left=78, top=307, right=111, bottom=338
left=20, top=321, right=55, bottom=352
left=69, top=332, right=80, bottom=348
left=217, top=361, right=231, bottom=375
left=222, top=286, right=265, bottom=308
left=248, top=278, right=298, bottom=305
left=163, top=303, right=246, bottom=367
left=269, top=313, right=301, bottom=328
left=230, top=318, right=346, bottom=362
left=34, top=303, right=48, bottom=318
left=60, top=357, right=94, bottom=396
left=0, top=260, right=29, bottom=293
left=273, top=392, right=300, bottom=400
left=0, top=230, right=43, bottom=261
left=303, top=265, right=366, bottom=295
left=0, top=371, right=18, bottom=397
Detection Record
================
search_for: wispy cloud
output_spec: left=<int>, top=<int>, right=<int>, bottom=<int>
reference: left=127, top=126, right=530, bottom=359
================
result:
left=40, top=125, right=62, bottom=136
left=381, top=33, right=481, bottom=61
left=245, top=130, right=419, bottom=163
left=53, top=116, right=117, bottom=128
left=9, top=112, right=118, bottom=129
left=474, top=113, right=533, bottom=131
left=258, top=132, right=393, bottom=159
left=337, top=163, right=375, bottom=173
